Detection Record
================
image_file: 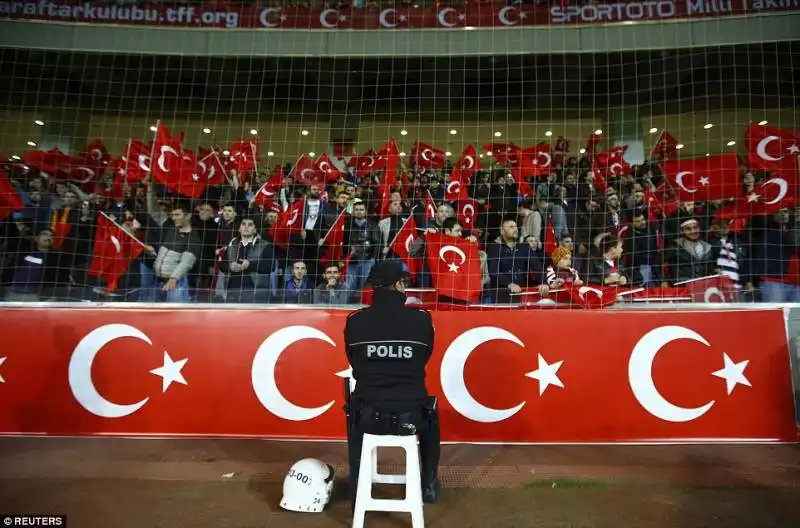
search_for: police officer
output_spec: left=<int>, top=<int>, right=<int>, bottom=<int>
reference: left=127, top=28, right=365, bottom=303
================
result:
left=344, top=260, right=441, bottom=506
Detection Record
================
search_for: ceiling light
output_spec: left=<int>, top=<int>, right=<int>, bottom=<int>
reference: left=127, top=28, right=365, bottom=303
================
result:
left=202, top=128, right=211, bottom=134
left=10, top=155, right=20, bottom=160
left=149, top=125, right=157, bottom=132
left=400, top=129, right=408, bottom=136
left=309, top=152, right=315, bottom=157
left=399, top=152, right=406, bottom=156
left=649, top=127, right=658, bottom=134
left=594, top=129, right=603, bottom=135
left=494, top=131, right=502, bottom=137
left=33, top=120, right=44, bottom=126
left=703, top=123, right=713, bottom=129
left=675, top=144, right=685, bottom=149
left=449, top=129, right=457, bottom=135
left=727, top=140, right=736, bottom=146
left=267, top=151, right=275, bottom=156
left=222, top=150, right=230, bottom=156
left=544, top=131, right=553, bottom=137
left=301, top=130, right=309, bottom=136
left=758, top=120, right=768, bottom=126
left=445, top=151, right=452, bottom=156
left=250, top=129, right=258, bottom=135
left=479, top=154, right=484, bottom=158
left=26, top=141, right=36, bottom=147
left=487, top=151, right=493, bottom=156
left=706, top=153, right=710, bottom=157
left=579, top=148, right=586, bottom=154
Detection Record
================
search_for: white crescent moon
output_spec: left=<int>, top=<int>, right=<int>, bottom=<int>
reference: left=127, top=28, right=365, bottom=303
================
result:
left=498, top=6, right=518, bottom=26
left=756, top=136, right=782, bottom=162
left=462, top=204, right=475, bottom=222
left=158, top=146, right=178, bottom=173
left=538, top=152, right=552, bottom=168
left=609, top=162, right=624, bottom=176
left=446, top=181, right=461, bottom=196
left=404, top=233, right=415, bottom=252
left=462, top=155, right=475, bottom=170
left=300, top=168, right=315, bottom=181
left=704, top=287, right=725, bottom=303
left=438, top=7, right=456, bottom=27
left=628, top=326, right=715, bottom=423
left=675, top=171, right=697, bottom=193
left=440, top=327, right=526, bottom=423
left=110, top=235, right=121, bottom=254
left=68, top=324, right=151, bottom=418
left=762, top=177, right=788, bottom=205
left=379, top=8, right=398, bottom=28
left=91, top=148, right=103, bottom=161
left=578, top=286, right=604, bottom=301
left=286, top=209, right=299, bottom=226
left=320, top=8, right=339, bottom=28
left=439, top=244, right=466, bottom=264
left=421, top=148, right=434, bottom=162
left=427, top=203, right=436, bottom=217
left=259, top=7, right=280, bottom=27
left=319, top=161, right=331, bottom=173
left=71, top=167, right=95, bottom=184
left=251, top=326, right=337, bottom=421
left=138, top=154, right=151, bottom=172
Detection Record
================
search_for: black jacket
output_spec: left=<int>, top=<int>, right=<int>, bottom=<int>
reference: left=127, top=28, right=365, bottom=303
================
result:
left=344, top=289, right=434, bottom=408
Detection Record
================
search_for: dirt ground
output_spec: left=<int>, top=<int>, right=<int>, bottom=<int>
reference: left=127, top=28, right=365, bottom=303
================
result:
left=0, top=438, right=798, bottom=528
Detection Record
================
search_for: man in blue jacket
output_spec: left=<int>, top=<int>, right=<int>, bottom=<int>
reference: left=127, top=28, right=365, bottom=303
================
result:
left=485, top=216, right=549, bottom=304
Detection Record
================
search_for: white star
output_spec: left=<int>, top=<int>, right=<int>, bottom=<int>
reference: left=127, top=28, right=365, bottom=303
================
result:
left=400, top=14, right=408, bottom=21
left=699, top=176, right=710, bottom=186
left=747, top=192, right=761, bottom=203
left=457, top=13, right=466, bottom=21
left=340, top=14, right=348, bottom=22
left=711, top=353, right=751, bottom=395
left=149, top=351, right=188, bottom=393
left=524, top=354, right=565, bottom=396
left=787, top=144, right=799, bottom=155
left=336, top=366, right=356, bottom=393
left=279, top=14, right=288, bottom=21
left=519, top=12, right=528, bottom=19
left=0, top=357, right=5, bottom=383
left=447, top=262, right=460, bottom=273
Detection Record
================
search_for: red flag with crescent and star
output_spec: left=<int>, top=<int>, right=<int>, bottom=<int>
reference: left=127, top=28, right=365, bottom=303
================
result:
left=446, top=145, right=478, bottom=201
left=87, top=214, right=146, bottom=292
left=388, top=214, right=422, bottom=279
left=425, top=232, right=482, bottom=303
left=660, top=153, right=743, bottom=202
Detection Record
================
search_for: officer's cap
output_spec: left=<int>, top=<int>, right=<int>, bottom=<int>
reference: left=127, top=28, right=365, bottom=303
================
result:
left=368, top=260, right=411, bottom=288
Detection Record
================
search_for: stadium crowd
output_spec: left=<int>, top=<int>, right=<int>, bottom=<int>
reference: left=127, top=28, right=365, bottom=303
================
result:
left=1, top=148, right=797, bottom=305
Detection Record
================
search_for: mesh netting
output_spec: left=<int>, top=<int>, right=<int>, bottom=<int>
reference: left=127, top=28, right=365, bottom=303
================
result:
left=0, top=8, right=798, bottom=307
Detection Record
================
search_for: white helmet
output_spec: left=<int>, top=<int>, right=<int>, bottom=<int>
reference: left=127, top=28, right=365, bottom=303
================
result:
left=279, top=458, right=335, bottom=513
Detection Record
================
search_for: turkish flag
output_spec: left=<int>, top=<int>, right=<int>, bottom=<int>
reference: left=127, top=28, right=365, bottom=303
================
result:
left=388, top=215, right=422, bottom=279
left=424, top=191, right=437, bottom=221
left=0, top=170, right=23, bottom=221
left=515, top=143, right=553, bottom=178
left=650, top=130, right=679, bottom=161
left=411, top=140, right=446, bottom=170
left=585, top=133, right=602, bottom=162
left=319, top=210, right=347, bottom=265
left=151, top=123, right=206, bottom=199
left=270, top=197, right=305, bottom=249
left=554, top=136, right=569, bottom=165
left=425, top=232, right=482, bottom=303
left=66, top=139, right=110, bottom=187
left=21, top=147, right=72, bottom=176
left=715, top=175, right=794, bottom=219
left=225, top=139, right=259, bottom=175
left=554, top=285, right=619, bottom=309
left=643, top=189, right=664, bottom=221
left=660, top=153, right=743, bottom=202
left=195, top=148, right=228, bottom=186
left=596, top=145, right=631, bottom=178
left=680, top=275, right=738, bottom=303
left=288, top=155, right=318, bottom=185
left=87, top=214, right=145, bottom=292
left=446, top=145, right=478, bottom=201
left=112, top=140, right=151, bottom=183
left=348, top=149, right=377, bottom=177
left=590, top=163, right=608, bottom=193
left=313, top=153, right=343, bottom=183
left=481, top=143, right=520, bottom=166
left=745, top=123, right=800, bottom=179
left=454, top=198, right=479, bottom=231
left=373, top=138, right=401, bottom=183
left=253, top=165, right=284, bottom=210
left=544, top=217, right=557, bottom=254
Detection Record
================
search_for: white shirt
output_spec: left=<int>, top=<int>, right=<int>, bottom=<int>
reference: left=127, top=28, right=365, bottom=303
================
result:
left=305, top=199, right=321, bottom=230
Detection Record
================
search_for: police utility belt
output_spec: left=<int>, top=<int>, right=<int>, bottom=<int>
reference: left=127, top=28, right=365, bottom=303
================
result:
left=351, top=397, right=438, bottom=436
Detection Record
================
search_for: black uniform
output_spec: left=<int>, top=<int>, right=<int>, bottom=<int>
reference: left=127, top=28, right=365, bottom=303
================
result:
left=343, top=261, right=441, bottom=505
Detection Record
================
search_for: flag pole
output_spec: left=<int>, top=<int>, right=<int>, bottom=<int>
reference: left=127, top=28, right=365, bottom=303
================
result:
left=99, top=211, right=151, bottom=252
left=320, top=208, right=346, bottom=244
left=387, top=205, right=417, bottom=251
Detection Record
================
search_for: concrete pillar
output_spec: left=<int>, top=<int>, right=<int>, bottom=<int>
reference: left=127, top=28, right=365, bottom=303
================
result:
left=329, top=65, right=361, bottom=163
left=604, top=107, right=644, bottom=166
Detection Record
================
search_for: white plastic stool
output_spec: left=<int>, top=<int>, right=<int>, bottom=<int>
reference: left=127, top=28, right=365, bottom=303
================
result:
left=352, top=433, right=424, bottom=528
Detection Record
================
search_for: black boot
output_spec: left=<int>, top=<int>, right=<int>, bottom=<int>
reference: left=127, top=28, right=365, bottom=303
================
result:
left=421, top=471, right=440, bottom=503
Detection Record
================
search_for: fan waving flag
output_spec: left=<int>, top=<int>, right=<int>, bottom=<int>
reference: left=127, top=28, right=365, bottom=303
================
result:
left=388, top=214, right=422, bottom=279
left=745, top=123, right=800, bottom=184
left=271, top=198, right=305, bottom=249
left=650, top=130, right=679, bottom=161
left=0, top=170, right=24, bottom=221
left=87, top=213, right=146, bottom=292
left=253, top=165, right=284, bottom=211
left=446, top=145, right=478, bottom=201
left=425, top=232, right=482, bottom=303
left=151, top=122, right=206, bottom=198
left=411, top=140, right=446, bottom=170
left=715, top=175, right=795, bottom=218
left=319, top=209, right=347, bottom=265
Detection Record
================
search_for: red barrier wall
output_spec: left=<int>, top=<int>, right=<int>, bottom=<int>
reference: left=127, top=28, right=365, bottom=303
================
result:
left=0, top=307, right=796, bottom=443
